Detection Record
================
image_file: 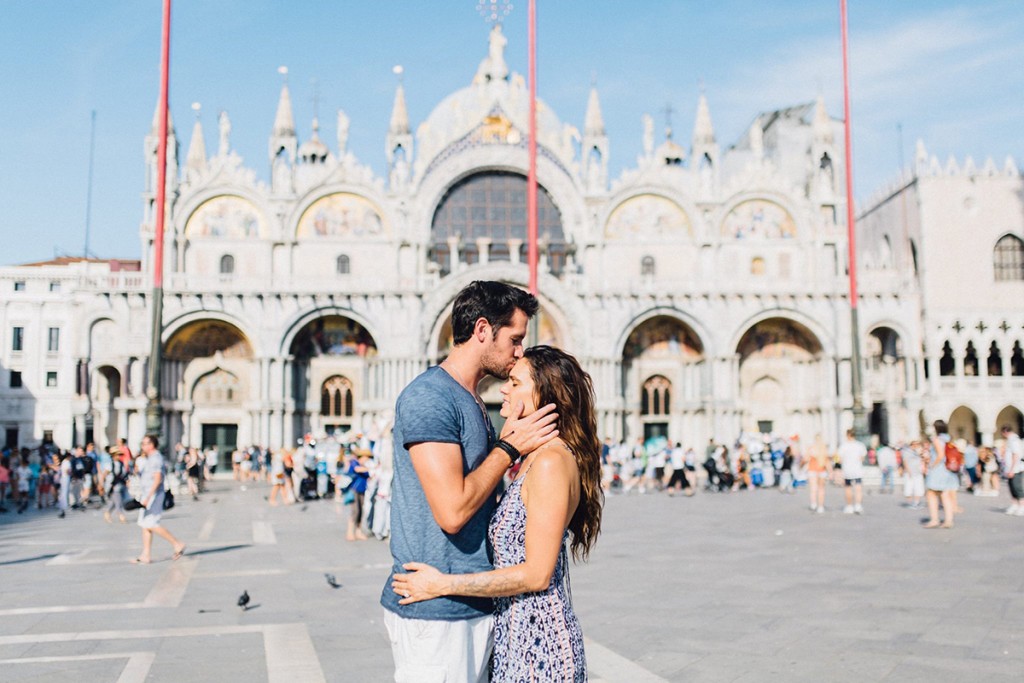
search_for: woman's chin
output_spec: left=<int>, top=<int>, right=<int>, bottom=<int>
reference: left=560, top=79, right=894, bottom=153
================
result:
left=499, top=406, right=509, bottom=419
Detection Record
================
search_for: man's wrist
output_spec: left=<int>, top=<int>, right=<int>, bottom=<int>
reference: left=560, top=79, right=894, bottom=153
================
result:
left=494, top=439, right=522, bottom=466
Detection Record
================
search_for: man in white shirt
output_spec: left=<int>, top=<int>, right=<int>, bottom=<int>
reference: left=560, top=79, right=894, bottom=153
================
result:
left=1000, top=425, right=1024, bottom=515
left=838, top=429, right=867, bottom=514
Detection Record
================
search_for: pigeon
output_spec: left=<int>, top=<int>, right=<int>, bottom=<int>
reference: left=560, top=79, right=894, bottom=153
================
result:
left=238, top=590, right=250, bottom=610
left=325, top=573, right=340, bottom=589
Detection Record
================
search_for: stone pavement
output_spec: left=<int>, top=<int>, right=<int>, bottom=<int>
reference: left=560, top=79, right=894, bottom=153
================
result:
left=2, top=478, right=1023, bottom=682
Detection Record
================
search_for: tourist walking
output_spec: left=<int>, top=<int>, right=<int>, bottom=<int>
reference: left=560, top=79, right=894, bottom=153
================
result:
left=806, top=434, right=830, bottom=512
left=393, top=345, right=602, bottom=683
left=132, top=435, right=186, bottom=564
left=838, top=430, right=866, bottom=514
left=1001, top=424, right=1024, bottom=515
left=380, top=281, right=557, bottom=682
left=104, top=449, right=129, bottom=523
left=901, top=441, right=925, bottom=508
left=923, top=420, right=958, bottom=529
left=345, top=449, right=371, bottom=541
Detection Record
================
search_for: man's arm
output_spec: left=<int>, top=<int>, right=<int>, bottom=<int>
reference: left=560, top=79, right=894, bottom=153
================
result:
left=409, top=401, right=558, bottom=534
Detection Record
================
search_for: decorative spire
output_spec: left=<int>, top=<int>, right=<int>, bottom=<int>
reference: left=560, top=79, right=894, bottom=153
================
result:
left=692, top=93, right=715, bottom=146
left=269, top=66, right=297, bottom=167
left=185, top=102, right=206, bottom=173
left=149, top=98, right=175, bottom=136
left=217, top=110, right=231, bottom=157
left=389, top=66, right=409, bottom=135
left=584, top=86, right=605, bottom=137
left=812, top=94, right=832, bottom=143
left=272, top=72, right=295, bottom=138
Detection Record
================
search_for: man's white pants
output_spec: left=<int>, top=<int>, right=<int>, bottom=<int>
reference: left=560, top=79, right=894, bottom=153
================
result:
left=383, top=609, right=494, bottom=683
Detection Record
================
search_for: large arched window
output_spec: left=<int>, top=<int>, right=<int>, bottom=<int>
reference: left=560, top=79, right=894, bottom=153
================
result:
left=219, top=254, right=235, bottom=276
left=336, top=254, right=350, bottom=275
left=994, top=235, right=1024, bottom=281
left=430, top=171, right=566, bottom=276
left=321, top=376, right=354, bottom=417
left=641, top=376, right=672, bottom=416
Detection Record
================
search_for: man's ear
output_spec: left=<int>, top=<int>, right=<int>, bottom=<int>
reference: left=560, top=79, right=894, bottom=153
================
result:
left=473, top=317, right=491, bottom=342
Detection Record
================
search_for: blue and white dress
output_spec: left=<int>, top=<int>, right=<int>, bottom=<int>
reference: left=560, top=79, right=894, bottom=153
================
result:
left=488, top=465, right=586, bottom=682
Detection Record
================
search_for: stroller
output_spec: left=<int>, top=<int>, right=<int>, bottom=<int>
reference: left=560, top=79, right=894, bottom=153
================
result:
left=703, top=457, right=733, bottom=492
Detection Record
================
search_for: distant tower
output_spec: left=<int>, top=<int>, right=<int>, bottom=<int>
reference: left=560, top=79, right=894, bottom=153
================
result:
left=581, top=84, right=608, bottom=193
left=386, top=66, right=413, bottom=189
left=691, top=91, right=719, bottom=195
left=269, top=67, right=297, bottom=193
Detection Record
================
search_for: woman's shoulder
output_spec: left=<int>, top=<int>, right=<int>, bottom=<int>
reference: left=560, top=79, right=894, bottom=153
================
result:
left=525, top=441, right=577, bottom=476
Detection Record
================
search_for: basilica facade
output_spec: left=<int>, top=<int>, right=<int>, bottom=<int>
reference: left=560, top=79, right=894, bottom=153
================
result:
left=1, top=27, right=1021, bottom=453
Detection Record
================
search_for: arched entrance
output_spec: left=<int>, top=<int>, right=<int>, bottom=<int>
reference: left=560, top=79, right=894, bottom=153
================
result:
left=621, top=315, right=705, bottom=443
left=865, top=326, right=907, bottom=445
left=163, top=319, right=254, bottom=452
left=90, top=365, right=121, bottom=449
left=289, top=315, right=376, bottom=439
left=995, top=405, right=1024, bottom=440
left=948, top=406, right=980, bottom=445
left=736, top=318, right=824, bottom=438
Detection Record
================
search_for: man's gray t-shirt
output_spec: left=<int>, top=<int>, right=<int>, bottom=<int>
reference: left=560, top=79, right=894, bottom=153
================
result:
left=380, top=366, right=497, bottom=620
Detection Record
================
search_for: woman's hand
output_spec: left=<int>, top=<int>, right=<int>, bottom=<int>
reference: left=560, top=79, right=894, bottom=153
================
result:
left=392, top=562, right=448, bottom=605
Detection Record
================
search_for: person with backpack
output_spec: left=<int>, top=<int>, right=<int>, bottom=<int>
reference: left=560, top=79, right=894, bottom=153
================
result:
left=69, top=447, right=87, bottom=509
left=923, top=420, right=959, bottom=529
left=104, top=447, right=129, bottom=523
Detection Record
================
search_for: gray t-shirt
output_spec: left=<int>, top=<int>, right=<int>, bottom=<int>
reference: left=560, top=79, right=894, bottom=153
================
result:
left=380, top=366, right=497, bottom=621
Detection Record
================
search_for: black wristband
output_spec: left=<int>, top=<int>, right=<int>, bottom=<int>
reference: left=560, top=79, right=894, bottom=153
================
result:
left=494, top=439, right=522, bottom=466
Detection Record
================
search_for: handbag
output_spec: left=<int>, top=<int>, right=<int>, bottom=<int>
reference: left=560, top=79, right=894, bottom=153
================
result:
left=163, top=489, right=175, bottom=510
left=124, top=498, right=143, bottom=511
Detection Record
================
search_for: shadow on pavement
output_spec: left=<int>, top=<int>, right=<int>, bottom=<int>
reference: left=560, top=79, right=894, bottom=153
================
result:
left=0, top=553, right=59, bottom=566
left=186, top=543, right=251, bottom=557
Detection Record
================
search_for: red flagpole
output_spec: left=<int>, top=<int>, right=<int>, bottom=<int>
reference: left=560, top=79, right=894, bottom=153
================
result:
left=526, top=0, right=538, bottom=296
left=153, top=0, right=171, bottom=290
left=146, top=0, right=171, bottom=437
left=840, top=0, right=866, bottom=438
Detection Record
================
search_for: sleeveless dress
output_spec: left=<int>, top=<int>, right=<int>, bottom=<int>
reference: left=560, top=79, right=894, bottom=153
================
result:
left=488, top=465, right=587, bottom=682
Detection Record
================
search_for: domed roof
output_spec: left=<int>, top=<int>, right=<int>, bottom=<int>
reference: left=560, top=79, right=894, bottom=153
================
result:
left=412, top=28, right=578, bottom=180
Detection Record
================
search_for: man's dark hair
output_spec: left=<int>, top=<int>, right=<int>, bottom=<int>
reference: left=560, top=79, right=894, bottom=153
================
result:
left=144, top=434, right=160, bottom=450
left=450, top=281, right=538, bottom=345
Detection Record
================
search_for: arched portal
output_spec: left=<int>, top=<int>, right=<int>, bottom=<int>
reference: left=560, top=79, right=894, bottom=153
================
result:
left=163, top=319, right=254, bottom=452
left=995, top=405, right=1024, bottom=440
left=948, top=406, right=980, bottom=445
left=90, top=365, right=121, bottom=449
left=865, top=326, right=907, bottom=445
left=621, top=315, right=705, bottom=443
left=289, top=315, right=377, bottom=439
left=736, top=317, right=823, bottom=438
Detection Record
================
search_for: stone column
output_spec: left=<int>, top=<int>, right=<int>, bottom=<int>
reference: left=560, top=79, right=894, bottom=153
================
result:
left=475, top=238, right=492, bottom=265
left=508, top=239, right=523, bottom=264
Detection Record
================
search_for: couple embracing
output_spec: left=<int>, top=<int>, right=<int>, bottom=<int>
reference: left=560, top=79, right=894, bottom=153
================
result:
left=381, top=281, right=603, bottom=682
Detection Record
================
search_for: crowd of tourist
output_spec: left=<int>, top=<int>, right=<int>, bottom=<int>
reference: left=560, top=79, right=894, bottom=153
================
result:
left=596, top=421, right=1024, bottom=528
left=2, top=420, right=1020, bottom=537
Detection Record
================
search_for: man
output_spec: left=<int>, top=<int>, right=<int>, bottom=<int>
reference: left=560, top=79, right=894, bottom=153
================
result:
left=838, top=429, right=867, bottom=514
left=133, top=434, right=186, bottom=564
left=380, top=281, right=558, bottom=682
left=68, top=446, right=87, bottom=509
left=1001, top=424, right=1024, bottom=516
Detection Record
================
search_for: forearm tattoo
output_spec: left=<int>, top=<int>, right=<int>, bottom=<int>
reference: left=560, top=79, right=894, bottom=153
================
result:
left=449, top=569, right=524, bottom=598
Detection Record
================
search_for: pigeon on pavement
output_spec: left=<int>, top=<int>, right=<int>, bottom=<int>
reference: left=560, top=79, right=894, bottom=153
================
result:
left=238, top=590, right=250, bottom=610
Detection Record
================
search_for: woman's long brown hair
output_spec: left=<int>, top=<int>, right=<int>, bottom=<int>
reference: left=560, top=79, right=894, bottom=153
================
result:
left=523, top=345, right=603, bottom=561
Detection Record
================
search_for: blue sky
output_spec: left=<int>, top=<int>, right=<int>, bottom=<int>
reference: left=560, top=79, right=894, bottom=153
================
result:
left=1, top=1, right=1021, bottom=265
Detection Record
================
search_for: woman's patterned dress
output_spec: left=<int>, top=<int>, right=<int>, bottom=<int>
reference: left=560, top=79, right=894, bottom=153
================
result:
left=488, top=466, right=586, bottom=681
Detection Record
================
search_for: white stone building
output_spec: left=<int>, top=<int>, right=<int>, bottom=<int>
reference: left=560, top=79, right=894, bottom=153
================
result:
left=1, top=27, right=1021, bottom=453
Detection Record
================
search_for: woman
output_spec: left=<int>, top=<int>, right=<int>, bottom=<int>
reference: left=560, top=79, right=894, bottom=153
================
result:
left=923, top=420, right=958, bottom=529
left=805, top=434, right=830, bottom=513
left=393, top=346, right=603, bottom=682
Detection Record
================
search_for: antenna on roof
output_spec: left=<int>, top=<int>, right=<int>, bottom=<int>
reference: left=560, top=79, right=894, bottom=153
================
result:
left=83, top=110, right=97, bottom=258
